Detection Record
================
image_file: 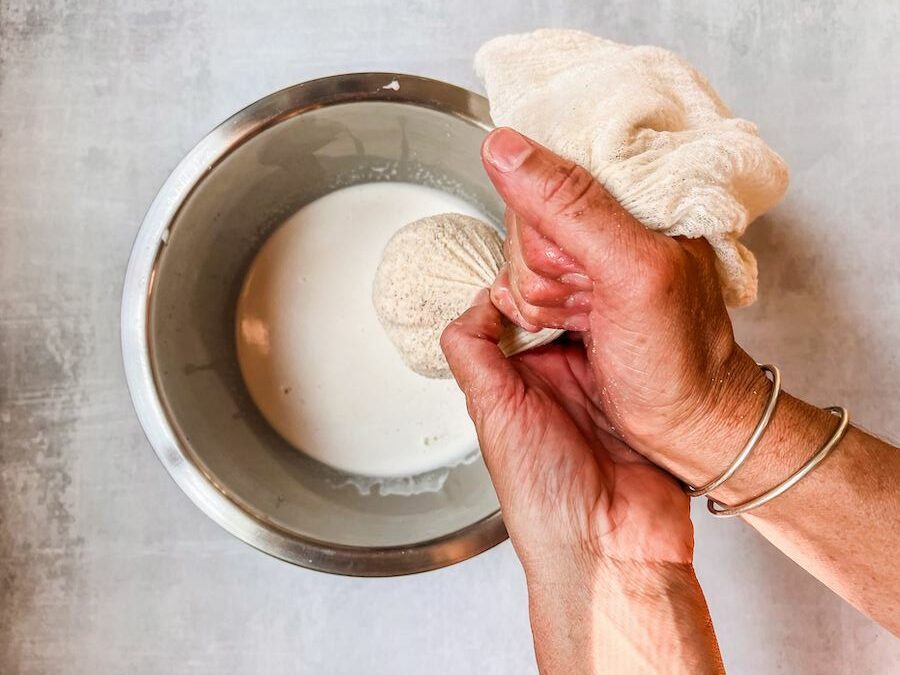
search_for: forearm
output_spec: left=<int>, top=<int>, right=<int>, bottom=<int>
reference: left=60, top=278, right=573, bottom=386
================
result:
left=658, top=349, right=900, bottom=633
left=527, top=559, right=724, bottom=674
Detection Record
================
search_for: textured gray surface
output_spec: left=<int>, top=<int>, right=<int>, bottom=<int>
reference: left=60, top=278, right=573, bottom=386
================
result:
left=1, top=1, right=898, bottom=673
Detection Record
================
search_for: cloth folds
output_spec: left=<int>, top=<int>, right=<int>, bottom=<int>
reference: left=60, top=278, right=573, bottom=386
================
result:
left=475, top=29, right=789, bottom=306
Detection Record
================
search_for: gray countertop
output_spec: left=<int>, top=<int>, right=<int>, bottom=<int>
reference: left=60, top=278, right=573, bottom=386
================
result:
left=1, top=1, right=898, bottom=673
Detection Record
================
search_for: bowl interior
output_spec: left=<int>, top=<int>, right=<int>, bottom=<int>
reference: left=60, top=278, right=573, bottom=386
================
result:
left=148, top=99, right=505, bottom=549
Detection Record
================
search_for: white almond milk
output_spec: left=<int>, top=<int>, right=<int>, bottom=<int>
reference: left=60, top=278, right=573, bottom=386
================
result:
left=236, top=182, right=486, bottom=479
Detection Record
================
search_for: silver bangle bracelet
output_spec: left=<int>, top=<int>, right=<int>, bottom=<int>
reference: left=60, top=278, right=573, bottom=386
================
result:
left=684, top=364, right=782, bottom=497
left=707, top=406, right=850, bottom=518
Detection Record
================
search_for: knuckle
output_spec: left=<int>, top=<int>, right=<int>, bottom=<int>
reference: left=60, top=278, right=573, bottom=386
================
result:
left=519, top=285, right=542, bottom=306
left=520, top=237, right=552, bottom=272
left=519, top=302, right=544, bottom=324
left=518, top=275, right=546, bottom=305
left=439, top=321, right=462, bottom=353
left=489, top=283, right=510, bottom=310
left=542, top=162, right=596, bottom=212
left=637, top=258, right=682, bottom=297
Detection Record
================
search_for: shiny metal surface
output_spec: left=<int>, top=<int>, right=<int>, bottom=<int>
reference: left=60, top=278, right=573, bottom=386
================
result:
left=685, top=364, right=782, bottom=497
left=708, top=406, right=850, bottom=517
left=121, top=73, right=507, bottom=576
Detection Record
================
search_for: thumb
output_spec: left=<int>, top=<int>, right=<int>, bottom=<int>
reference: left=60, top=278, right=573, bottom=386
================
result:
left=481, top=128, right=661, bottom=277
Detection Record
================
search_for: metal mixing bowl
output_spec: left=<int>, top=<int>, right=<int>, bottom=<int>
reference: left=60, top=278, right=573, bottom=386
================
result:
left=121, top=73, right=507, bottom=576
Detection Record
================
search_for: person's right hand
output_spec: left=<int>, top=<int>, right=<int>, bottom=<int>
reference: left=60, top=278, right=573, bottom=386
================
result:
left=480, top=127, right=769, bottom=472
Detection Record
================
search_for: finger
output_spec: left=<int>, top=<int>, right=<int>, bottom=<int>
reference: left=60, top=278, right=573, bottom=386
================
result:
left=482, top=128, right=663, bottom=277
left=507, top=251, right=573, bottom=307
left=511, top=344, right=603, bottom=442
left=510, top=299, right=589, bottom=332
left=507, top=265, right=591, bottom=331
left=506, top=212, right=586, bottom=307
left=492, top=264, right=590, bottom=331
left=509, top=210, right=588, bottom=282
left=440, top=289, right=520, bottom=401
left=490, top=265, right=541, bottom=332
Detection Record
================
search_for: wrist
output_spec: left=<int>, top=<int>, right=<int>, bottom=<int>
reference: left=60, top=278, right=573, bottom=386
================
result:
left=653, top=347, right=838, bottom=506
left=527, top=557, right=723, bottom=675
left=595, top=559, right=724, bottom=675
left=627, top=345, right=764, bottom=481
left=683, top=345, right=770, bottom=480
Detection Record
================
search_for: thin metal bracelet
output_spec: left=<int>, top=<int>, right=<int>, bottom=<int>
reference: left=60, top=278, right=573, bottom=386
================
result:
left=707, top=406, right=850, bottom=518
left=684, top=364, right=782, bottom=497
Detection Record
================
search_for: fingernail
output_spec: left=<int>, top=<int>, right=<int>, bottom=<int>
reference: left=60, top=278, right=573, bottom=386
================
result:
left=484, top=128, right=533, bottom=173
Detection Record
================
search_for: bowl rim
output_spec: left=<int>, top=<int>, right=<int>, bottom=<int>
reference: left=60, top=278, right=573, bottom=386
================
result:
left=120, top=72, right=507, bottom=577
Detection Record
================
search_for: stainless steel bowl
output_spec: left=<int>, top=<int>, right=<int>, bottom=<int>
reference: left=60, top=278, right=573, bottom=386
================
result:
left=121, top=73, right=508, bottom=576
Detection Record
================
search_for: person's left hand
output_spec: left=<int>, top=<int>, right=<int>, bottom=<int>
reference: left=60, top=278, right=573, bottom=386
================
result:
left=440, top=290, right=693, bottom=578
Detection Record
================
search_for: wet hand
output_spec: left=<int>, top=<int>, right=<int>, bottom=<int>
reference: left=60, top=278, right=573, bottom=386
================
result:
left=440, top=291, right=693, bottom=578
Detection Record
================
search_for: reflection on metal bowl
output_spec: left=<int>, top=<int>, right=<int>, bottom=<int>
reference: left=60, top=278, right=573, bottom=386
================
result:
left=121, top=73, right=507, bottom=576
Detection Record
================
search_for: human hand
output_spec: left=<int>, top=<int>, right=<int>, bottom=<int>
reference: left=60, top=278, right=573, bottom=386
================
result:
left=480, top=127, right=768, bottom=472
left=441, top=290, right=693, bottom=570
left=441, top=292, right=722, bottom=674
